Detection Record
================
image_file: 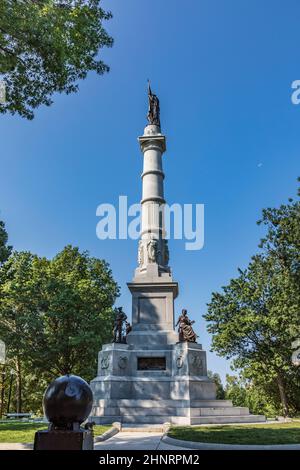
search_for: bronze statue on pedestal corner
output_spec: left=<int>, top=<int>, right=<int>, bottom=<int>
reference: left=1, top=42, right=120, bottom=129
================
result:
left=176, top=309, right=198, bottom=343
left=113, top=307, right=127, bottom=343
left=125, top=320, right=132, bottom=337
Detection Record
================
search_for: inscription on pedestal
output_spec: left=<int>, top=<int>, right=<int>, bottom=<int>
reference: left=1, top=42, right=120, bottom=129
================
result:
left=137, top=357, right=166, bottom=370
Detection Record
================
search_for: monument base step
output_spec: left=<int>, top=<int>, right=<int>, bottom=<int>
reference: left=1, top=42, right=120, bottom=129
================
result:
left=90, top=398, right=265, bottom=425
left=91, top=414, right=265, bottom=425
left=176, top=415, right=267, bottom=425
left=92, top=406, right=251, bottom=418
left=93, top=399, right=234, bottom=408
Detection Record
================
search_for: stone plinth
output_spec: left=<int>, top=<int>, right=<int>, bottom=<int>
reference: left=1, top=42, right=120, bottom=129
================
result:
left=90, top=339, right=265, bottom=424
left=126, top=278, right=178, bottom=348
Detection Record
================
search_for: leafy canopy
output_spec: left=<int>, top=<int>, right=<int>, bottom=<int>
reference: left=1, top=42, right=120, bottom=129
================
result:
left=0, top=246, right=119, bottom=412
left=0, top=0, right=113, bottom=119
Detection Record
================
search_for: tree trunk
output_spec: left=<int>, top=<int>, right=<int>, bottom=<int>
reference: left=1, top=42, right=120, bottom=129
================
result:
left=15, top=357, right=22, bottom=413
left=0, top=368, right=6, bottom=418
left=277, top=373, right=289, bottom=417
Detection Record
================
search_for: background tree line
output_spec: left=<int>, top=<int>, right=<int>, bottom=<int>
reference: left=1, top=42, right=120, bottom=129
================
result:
left=205, top=180, right=300, bottom=417
left=0, top=221, right=119, bottom=415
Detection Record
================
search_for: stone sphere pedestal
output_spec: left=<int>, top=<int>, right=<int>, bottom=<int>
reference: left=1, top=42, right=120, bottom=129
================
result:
left=34, top=375, right=94, bottom=450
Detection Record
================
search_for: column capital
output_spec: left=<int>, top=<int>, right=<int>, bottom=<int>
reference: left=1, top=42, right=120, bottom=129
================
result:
left=138, top=134, right=166, bottom=153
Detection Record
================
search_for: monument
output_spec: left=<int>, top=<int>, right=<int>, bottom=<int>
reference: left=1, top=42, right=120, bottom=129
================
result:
left=90, top=86, right=265, bottom=425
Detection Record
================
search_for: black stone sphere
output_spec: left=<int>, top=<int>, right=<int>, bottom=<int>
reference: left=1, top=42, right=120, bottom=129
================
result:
left=43, top=375, right=93, bottom=428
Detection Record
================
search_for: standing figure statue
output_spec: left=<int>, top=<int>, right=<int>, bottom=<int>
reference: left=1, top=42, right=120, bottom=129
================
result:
left=125, top=321, right=132, bottom=337
left=147, top=81, right=161, bottom=127
left=147, top=238, right=158, bottom=263
left=176, top=309, right=198, bottom=343
left=113, top=307, right=127, bottom=343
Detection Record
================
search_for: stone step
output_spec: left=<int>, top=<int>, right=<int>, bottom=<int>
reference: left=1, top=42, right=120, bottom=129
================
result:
left=91, top=413, right=266, bottom=425
left=93, top=399, right=234, bottom=408
left=93, top=406, right=187, bottom=417
left=188, top=415, right=266, bottom=425
left=92, top=405, right=249, bottom=418
left=121, top=415, right=180, bottom=424
left=121, top=424, right=167, bottom=433
left=92, top=416, right=122, bottom=425
left=119, top=407, right=179, bottom=416
left=92, top=407, right=121, bottom=416
left=190, top=400, right=233, bottom=408
left=191, top=407, right=250, bottom=417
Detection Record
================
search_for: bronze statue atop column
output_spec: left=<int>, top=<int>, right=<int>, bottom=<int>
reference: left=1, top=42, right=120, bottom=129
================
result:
left=176, top=309, right=198, bottom=343
left=147, top=80, right=161, bottom=127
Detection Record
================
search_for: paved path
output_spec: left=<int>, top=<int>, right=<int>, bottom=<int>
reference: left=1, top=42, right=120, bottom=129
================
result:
left=0, top=443, right=33, bottom=450
left=95, top=432, right=190, bottom=451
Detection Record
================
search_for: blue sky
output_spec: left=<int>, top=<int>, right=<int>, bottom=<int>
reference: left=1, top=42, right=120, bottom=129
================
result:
left=0, top=0, right=299, bottom=383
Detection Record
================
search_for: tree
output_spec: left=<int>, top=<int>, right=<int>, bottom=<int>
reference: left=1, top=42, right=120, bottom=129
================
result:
left=224, top=375, right=279, bottom=418
left=207, top=370, right=225, bottom=399
left=0, top=246, right=119, bottom=412
left=0, top=251, right=46, bottom=412
left=33, top=245, right=119, bottom=379
left=0, top=1, right=113, bottom=119
left=0, top=219, right=12, bottom=265
left=204, top=184, right=300, bottom=416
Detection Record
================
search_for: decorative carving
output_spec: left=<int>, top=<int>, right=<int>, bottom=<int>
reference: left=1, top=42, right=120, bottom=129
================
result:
left=176, top=309, right=198, bottom=343
left=147, top=238, right=158, bottom=263
left=113, top=307, right=127, bottom=343
left=191, top=355, right=204, bottom=374
left=164, top=239, right=169, bottom=265
left=138, top=240, right=144, bottom=266
left=176, top=355, right=184, bottom=369
left=100, top=356, right=109, bottom=369
left=118, top=356, right=128, bottom=369
left=147, top=81, right=160, bottom=127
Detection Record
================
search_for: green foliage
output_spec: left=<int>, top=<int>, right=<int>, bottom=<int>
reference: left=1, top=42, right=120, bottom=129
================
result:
left=0, top=246, right=119, bottom=413
left=0, top=220, right=12, bottom=265
left=207, top=370, right=225, bottom=399
left=224, top=375, right=279, bottom=418
left=0, top=0, right=113, bottom=119
left=204, top=182, right=300, bottom=416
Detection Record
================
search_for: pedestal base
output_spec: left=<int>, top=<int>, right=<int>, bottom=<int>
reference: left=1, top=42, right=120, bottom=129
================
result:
left=89, top=341, right=265, bottom=425
left=34, top=429, right=94, bottom=450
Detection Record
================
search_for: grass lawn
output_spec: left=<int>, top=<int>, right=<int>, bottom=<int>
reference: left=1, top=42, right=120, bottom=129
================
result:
left=93, top=425, right=111, bottom=437
left=168, top=422, right=300, bottom=445
left=0, top=421, right=111, bottom=443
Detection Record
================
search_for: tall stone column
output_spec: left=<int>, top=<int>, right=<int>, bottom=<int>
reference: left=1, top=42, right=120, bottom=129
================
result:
left=127, top=120, right=178, bottom=347
left=135, top=123, right=170, bottom=278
